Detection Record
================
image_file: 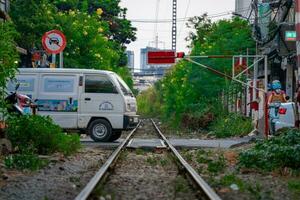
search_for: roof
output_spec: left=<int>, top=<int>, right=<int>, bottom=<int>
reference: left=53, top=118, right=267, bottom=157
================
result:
left=18, top=68, right=115, bottom=75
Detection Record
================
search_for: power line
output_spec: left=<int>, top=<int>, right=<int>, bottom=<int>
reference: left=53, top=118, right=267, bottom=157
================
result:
left=129, top=7, right=252, bottom=23
left=178, top=0, right=191, bottom=39
left=153, top=0, right=161, bottom=46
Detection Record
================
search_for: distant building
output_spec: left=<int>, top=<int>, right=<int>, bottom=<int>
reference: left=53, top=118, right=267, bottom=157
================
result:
left=126, top=50, right=134, bottom=72
left=140, top=46, right=172, bottom=76
left=235, top=0, right=252, bottom=19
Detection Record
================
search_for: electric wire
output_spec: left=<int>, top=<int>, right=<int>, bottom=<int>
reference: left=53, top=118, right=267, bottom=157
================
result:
left=153, top=0, right=161, bottom=45
left=178, top=0, right=191, bottom=39
left=128, top=7, right=252, bottom=23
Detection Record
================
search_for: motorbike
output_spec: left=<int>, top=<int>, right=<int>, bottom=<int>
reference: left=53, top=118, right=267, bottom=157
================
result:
left=5, top=83, right=36, bottom=115
left=268, top=99, right=295, bottom=135
left=0, top=83, right=38, bottom=155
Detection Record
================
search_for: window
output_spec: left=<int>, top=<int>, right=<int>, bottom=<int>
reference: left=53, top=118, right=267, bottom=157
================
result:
left=7, top=76, right=35, bottom=92
left=85, top=75, right=116, bottom=93
left=113, top=74, right=133, bottom=96
left=43, top=76, right=75, bottom=93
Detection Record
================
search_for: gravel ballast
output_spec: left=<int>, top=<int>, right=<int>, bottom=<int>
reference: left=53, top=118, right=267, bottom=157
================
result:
left=0, top=147, right=112, bottom=200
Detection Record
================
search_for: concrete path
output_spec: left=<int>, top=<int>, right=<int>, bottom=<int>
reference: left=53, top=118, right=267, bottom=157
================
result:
left=81, top=137, right=254, bottom=149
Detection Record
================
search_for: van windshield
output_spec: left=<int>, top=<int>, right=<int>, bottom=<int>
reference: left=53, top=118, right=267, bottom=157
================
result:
left=113, top=74, right=133, bottom=97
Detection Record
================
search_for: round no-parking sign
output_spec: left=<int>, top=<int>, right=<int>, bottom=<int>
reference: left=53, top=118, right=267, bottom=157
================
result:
left=42, top=30, right=67, bottom=54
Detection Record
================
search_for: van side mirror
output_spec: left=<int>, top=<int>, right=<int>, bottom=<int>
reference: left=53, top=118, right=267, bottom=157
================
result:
left=286, top=96, right=290, bottom=101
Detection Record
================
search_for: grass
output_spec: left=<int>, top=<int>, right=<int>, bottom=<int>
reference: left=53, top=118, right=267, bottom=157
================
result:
left=288, top=179, right=300, bottom=198
left=220, top=174, right=246, bottom=191
left=146, top=156, right=158, bottom=166
left=135, top=148, right=145, bottom=155
left=4, top=153, right=49, bottom=171
left=209, top=113, right=253, bottom=138
left=159, top=158, right=170, bottom=167
left=173, top=176, right=190, bottom=193
left=196, top=149, right=226, bottom=174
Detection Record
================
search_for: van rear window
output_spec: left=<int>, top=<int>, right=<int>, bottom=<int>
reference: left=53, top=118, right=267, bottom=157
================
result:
left=85, top=75, right=115, bottom=93
left=7, top=76, right=35, bottom=92
left=43, top=76, right=75, bottom=93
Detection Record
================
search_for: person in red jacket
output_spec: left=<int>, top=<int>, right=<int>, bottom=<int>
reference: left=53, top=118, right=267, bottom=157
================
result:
left=268, top=80, right=287, bottom=105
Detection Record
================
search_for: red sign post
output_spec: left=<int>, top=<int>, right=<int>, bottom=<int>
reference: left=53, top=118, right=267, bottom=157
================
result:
left=147, top=51, right=185, bottom=65
left=42, top=30, right=67, bottom=54
left=42, top=30, right=67, bottom=68
left=147, top=51, right=176, bottom=64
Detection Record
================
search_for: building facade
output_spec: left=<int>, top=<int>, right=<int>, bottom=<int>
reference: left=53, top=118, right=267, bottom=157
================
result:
left=126, top=50, right=134, bottom=73
left=0, top=0, right=9, bottom=20
left=235, top=0, right=252, bottom=18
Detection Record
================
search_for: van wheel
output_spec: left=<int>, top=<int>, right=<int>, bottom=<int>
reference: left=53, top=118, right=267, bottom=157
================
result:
left=88, top=119, right=112, bottom=142
left=108, top=131, right=122, bottom=142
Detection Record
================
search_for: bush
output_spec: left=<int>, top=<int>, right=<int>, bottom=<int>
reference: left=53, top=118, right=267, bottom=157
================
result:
left=4, top=152, right=48, bottom=171
left=6, top=115, right=81, bottom=155
left=180, top=100, right=223, bottom=130
left=209, top=113, right=253, bottom=138
left=137, top=87, right=162, bottom=117
left=238, top=128, right=300, bottom=171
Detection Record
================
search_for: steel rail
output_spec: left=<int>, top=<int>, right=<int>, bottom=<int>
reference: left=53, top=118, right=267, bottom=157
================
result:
left=74, top=121, right=141, bottom=200
left=151, top=119, right=222, bottom=200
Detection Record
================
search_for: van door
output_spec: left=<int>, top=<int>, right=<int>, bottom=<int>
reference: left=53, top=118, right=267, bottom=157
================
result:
left=37, top=74, right=79, bottom=128
left=79, top=74, right=124, bottom=129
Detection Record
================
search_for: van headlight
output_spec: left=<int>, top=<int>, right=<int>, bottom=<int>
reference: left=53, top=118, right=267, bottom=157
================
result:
left=125, top=103, right=137, bottom=112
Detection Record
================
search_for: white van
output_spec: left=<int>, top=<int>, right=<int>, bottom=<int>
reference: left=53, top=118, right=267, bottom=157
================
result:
left=7, top=68, right=139, bottom=142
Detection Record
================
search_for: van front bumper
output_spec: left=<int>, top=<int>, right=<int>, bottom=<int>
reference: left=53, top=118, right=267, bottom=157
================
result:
left=123, top=115, right=139, bottom=130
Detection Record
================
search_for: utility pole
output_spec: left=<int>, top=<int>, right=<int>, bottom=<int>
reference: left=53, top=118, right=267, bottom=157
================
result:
left=172, top=0, right=177, bottom=51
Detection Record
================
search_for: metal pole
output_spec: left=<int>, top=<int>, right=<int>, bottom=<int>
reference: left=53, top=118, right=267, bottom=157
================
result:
left=52, top=53, right=56, bottom=68
left=59, top=51, right=63, bottom=68
left=264, top=55, right=269, bottom=138
left=172, top=0, right=177, bottom=51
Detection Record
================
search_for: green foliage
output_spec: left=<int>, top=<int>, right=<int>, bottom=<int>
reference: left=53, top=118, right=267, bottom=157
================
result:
left=55, top=9, right=119, bottom=70
left=288, top=180, right=300, bottom=197
left=220, top=174, right=246, bottom=191
left=174, top=176, right=189, bottom=193
left=137, top=87, right=162, bottom=117
left=137, top=15, right=255, bottom=130
left=196, top=149, right=226, bottom=174
left=146, top=156, right=158, bottom=166
left=0, top=21, right=19, bottom=116
left=10, top=0, right=135, bottom=87
left=10, top=0, right=57, bottom=50
left=238, top=128, right=300, bottom=171
left=209, top=113, right=253, bottom=138
left=4, top=152, right=48, bottom=171
left=6, top=115, right=81, bottom=155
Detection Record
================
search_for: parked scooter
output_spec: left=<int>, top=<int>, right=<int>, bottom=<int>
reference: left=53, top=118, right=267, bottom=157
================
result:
left=0, top=83, right=37, bottom=155
left=5, top=83, right=36, bottom=115
left=268, top=97, right=295, bottom=135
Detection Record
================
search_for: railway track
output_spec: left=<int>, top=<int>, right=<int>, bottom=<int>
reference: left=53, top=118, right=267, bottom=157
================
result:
left=75, top=119, right=221, bottom=200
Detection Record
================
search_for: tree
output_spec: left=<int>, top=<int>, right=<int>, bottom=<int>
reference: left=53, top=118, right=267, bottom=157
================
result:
left=9, top=0, right=135, bottom=87
left=52, top=0, right=137, bottom=66
left=10, top=0, right=57, bottom=50
left=55, top=9, right=119, bottom=69
left=0, top=21, right=19, bottom=115
left=139, top=16, right=255, bottom=126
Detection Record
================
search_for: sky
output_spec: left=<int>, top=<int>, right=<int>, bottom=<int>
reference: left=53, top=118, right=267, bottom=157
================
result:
left=120, top=0, right=236, bottom=69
